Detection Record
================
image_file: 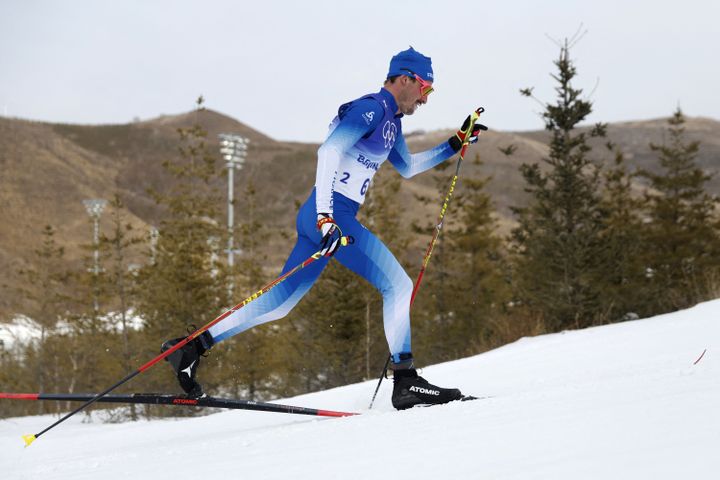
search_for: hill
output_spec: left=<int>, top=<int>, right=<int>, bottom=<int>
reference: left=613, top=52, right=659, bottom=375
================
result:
left=1, top=298, right=718, bottom=478
left=1, top=111, right=719, bottom=318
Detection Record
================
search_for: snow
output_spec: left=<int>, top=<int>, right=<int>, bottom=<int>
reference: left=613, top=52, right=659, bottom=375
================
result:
left=0, top=311, right=143, bottom=351
left=2, top=300, right=719, bottom=479
left=0, top=315, right=41, bottom=350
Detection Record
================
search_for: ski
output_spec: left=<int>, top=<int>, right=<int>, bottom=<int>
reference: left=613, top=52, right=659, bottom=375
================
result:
left=413, top=394, right=490, bottom=408
left=459, top=395, right=484, bottom=402
left=0, top=392, right=358, bottom=418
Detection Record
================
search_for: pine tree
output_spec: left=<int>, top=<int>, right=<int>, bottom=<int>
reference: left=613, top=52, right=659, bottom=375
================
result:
left=99, top=193, right=145, bottom=418
left=0, top=345, right=31, bottom=418
left=208, top=177, right=281, bottom=401
left=410, top=154, right=508, bottom=362
left=637, top=108, right=720, bottom=311
left=512, top=40, right=609, bottom=331
left=135, top=97, right=226, bottom=397
left=17, top=225, right=69, bottom=413
left=272, top=259, right=366, bottom=394
left=409, top=158, right=462, bottom=364
left=596, top=148, right=648, bottom=320
left=450, top=154, right=509, bottom=355
left=63, top=208, right=117, bottom=402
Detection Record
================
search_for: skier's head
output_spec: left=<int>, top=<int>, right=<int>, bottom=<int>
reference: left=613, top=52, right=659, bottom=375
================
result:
left=387, top=47, right=434, bottom=82
left=384, top=47, right=434, bottom=116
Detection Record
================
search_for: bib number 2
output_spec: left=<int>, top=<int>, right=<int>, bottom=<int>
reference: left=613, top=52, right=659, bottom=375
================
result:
left=339, top=172, right=371, bottom=197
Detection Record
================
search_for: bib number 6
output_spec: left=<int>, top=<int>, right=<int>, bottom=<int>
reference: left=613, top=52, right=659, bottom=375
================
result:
left=360, top=178, right=370, bottom=196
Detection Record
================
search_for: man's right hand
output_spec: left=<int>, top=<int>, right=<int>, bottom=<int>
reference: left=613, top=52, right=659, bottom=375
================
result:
left=317, top=213, right=343, bottom=257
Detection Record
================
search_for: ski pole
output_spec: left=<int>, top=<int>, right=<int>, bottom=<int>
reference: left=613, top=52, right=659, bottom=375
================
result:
left=367, top=354, right=392, bottom=409
left=368, top=107, right=485, bottom=409
left=22, top=239, right=350, bottom=447
left=410, top=106, right=484, bottom=305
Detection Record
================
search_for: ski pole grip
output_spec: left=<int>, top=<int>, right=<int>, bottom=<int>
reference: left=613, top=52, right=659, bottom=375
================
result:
left=460, top=107, right=485, bottom=148
left=468, top=107, right=484, bottom=129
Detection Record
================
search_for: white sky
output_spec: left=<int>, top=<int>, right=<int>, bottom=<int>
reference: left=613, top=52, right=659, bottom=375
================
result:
left=1, top=0, right=718, bottom=143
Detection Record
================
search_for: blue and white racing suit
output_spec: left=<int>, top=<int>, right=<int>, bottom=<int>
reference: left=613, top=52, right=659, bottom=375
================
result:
left=209, top=87, right=456, bottom=364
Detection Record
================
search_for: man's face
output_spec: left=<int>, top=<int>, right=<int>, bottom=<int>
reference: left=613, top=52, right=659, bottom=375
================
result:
left=396, top=75, right=432, bottom=116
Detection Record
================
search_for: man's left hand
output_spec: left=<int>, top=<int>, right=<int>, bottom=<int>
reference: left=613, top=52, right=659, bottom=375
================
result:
left=449, top=115, right=488, bottom=153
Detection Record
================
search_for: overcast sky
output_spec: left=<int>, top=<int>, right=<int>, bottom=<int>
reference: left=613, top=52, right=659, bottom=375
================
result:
left=1, top=0, right=718, bottom=143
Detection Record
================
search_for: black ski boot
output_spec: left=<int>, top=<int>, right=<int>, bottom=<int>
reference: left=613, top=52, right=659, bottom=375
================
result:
left=161, top=329, right=214, bottom=398
left=392, top=367, right=463, bottom=410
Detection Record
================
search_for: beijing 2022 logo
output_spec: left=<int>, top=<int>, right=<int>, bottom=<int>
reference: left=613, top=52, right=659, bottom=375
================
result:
left=382, top=121, right=397, bottom=149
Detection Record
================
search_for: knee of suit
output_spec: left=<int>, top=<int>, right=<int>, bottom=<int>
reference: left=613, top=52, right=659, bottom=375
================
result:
left=378, top=270, right=413, bottom=300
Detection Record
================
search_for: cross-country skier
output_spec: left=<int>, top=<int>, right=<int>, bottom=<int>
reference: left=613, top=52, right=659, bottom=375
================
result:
left=162, top=47, right=486, bottom=409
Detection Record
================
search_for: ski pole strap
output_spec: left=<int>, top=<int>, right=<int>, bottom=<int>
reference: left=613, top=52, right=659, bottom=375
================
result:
left=316, top=216, right=336, bottom=229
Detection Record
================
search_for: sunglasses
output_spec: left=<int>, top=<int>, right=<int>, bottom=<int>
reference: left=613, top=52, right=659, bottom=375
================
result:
left=402, top=69, right=434, bottom=97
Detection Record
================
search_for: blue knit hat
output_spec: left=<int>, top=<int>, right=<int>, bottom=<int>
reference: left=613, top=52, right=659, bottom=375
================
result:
left=387, top=47, right=434, bottom=82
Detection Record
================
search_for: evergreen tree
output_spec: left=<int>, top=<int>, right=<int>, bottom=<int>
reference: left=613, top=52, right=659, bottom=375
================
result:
left=276, top=260, right=368, bottom=394
left=596, top=148, right=648, bottom=320
left=99, top=193, right=145, bottom=418
left=208, top=178, right=281, bottom=401
left=0, top=344, right=31, bottom=418
left=409, top=159, right=461, bottom=364
left=101, top=194, right=143, bottom=368
left=135, top=97, right=226, bottom=396
left=450, top=155, right=509, bottom=355
left=512, top=40, right=609, bottom=331
left=17, top=225, right=69, bottom=413
left=411, top=155, right=508, bottom=362
left=63, top=209, right=117, bottom=402
left=637, top=108, right=720, bottom=311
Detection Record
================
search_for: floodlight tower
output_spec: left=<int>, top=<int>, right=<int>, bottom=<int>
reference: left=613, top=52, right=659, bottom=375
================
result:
left=149, top=226, right=159, bottom=265
left=218, top=133, right=248, bottom=299
left=83, top=198, right=107, bottom=312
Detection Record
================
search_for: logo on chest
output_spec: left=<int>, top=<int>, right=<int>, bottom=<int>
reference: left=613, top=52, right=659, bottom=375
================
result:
left=382, top=121, right=397, bottom=149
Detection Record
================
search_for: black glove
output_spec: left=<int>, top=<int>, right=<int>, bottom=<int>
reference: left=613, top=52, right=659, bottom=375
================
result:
left=448, top=115, right=488, bottom=153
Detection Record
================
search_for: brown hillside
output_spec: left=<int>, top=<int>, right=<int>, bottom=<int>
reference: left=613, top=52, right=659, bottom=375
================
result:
left=512, top=117, right=720, bottom=192
left=1, top=111, right=718, bottom=319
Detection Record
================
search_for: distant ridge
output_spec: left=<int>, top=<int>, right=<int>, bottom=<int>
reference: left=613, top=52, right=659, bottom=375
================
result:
left=1, top=111, right=719, bottom=317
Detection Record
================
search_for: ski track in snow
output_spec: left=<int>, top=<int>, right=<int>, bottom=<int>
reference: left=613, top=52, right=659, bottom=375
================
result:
left=2, top=300, right=719, bottom=479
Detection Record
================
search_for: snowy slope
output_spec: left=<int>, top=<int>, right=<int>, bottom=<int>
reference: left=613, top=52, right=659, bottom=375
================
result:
left=2, top=300, right=719, bottom=479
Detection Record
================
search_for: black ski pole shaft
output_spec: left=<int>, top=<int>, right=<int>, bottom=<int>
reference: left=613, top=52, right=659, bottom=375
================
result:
left=22, top=244, right=348, bottom=447
left=367, top=354, right=391, bottom=409
left=368, top=107, right=485, bottom=410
